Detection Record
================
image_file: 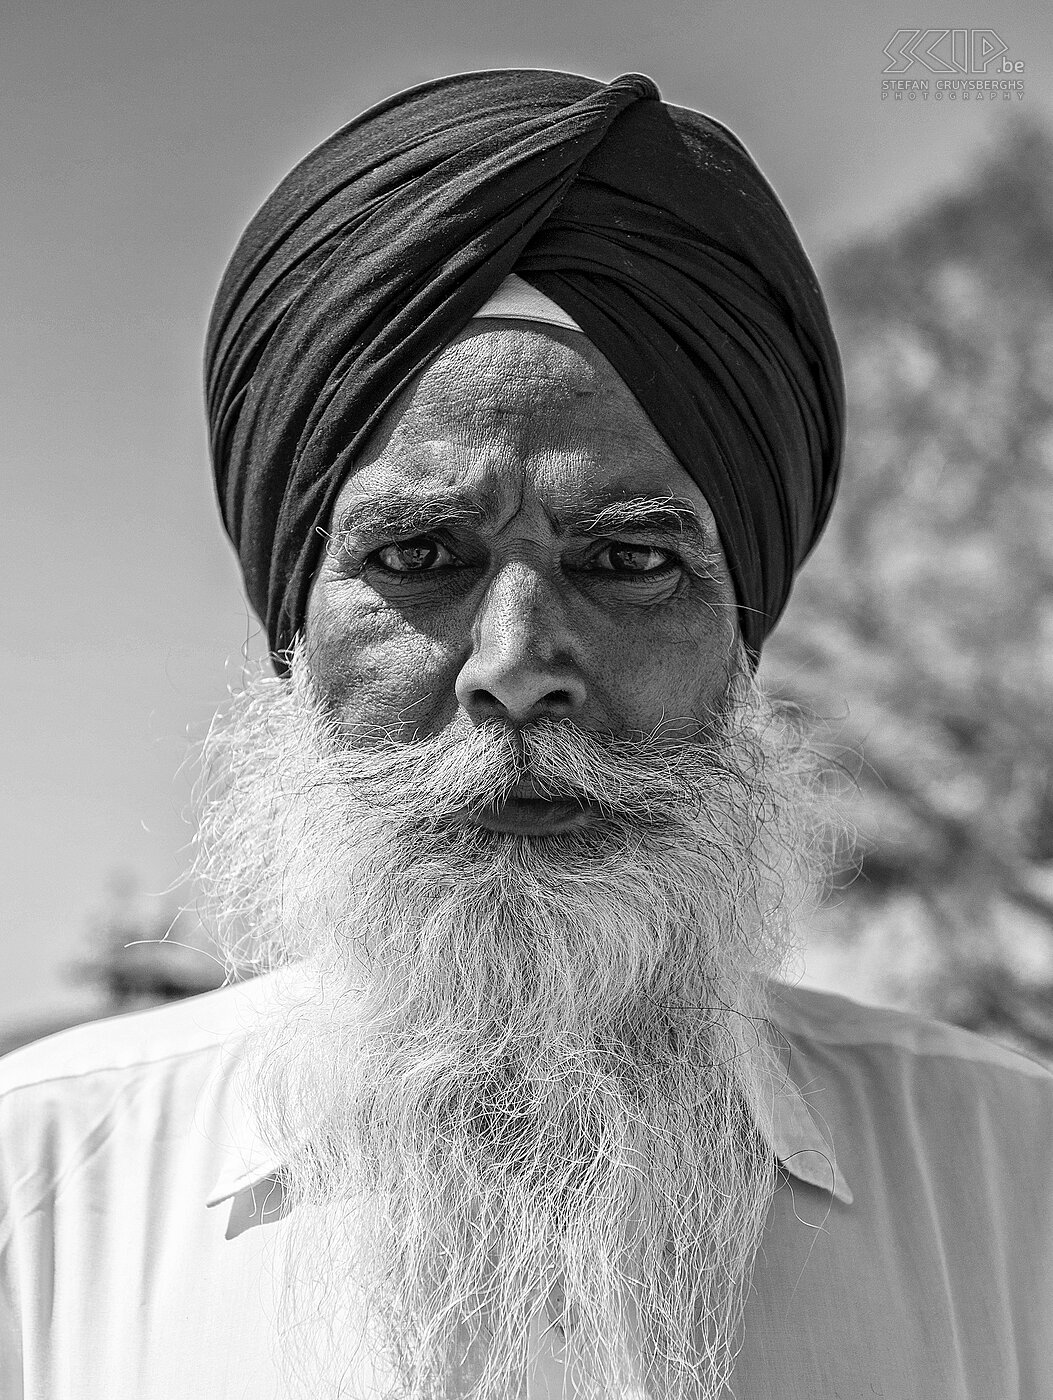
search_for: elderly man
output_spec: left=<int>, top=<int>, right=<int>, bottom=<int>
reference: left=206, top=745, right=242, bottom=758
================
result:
left=2, top=69, right=1052, bottom=1400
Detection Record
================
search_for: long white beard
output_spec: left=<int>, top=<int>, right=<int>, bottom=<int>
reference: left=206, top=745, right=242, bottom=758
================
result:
left=193, top=644, right=832, bottom=1400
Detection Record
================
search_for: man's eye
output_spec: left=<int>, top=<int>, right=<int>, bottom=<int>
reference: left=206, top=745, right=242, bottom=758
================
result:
left=594, top=543, right=677, bottom=575
left=373, top=537, right=453, bottom=573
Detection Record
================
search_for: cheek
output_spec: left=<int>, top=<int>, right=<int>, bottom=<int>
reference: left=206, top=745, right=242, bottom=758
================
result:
left=304, top=582, right=461, bottom=739
left=590, top=599, right=736, bottom=734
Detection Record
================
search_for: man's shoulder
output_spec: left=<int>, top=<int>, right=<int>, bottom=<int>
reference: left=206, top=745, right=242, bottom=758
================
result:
left=768, top=978, right=1053, bottom=1181
left=768, top=977, right=1053, bottom=1083
left=0, top=976, right=290, bottom=1211
left=0, top=976, right=269, bottom=1104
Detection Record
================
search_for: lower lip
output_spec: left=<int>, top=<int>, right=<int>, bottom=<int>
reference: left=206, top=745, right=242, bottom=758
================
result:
left=469, top=797, right=595, bottom=836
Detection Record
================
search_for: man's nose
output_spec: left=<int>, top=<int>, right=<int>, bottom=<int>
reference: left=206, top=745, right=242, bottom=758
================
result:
left=454, top=562, right=587, bottom=725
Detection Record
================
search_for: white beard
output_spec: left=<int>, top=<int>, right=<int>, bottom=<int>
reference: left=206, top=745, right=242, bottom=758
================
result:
left=193, top=643, right=832, bottom=1399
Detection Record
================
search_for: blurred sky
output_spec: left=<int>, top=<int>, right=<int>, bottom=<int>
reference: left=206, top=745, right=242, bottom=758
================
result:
left=3, top=0, right=1051, bottom=1027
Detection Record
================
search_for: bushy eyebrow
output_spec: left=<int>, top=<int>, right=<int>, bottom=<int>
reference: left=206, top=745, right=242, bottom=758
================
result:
left=571, top=498, right=715, bottom=553
left=331, top=492, right=493, bottom=542
left=330, top=490, right=721, bottom=566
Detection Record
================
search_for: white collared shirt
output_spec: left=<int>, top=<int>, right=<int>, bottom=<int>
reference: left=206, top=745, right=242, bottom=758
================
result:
left=1, top=970, right=1051, bottom=1398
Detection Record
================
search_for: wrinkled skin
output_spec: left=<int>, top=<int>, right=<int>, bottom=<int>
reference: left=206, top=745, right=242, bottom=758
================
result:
left=305, top=322, right=739, bottom=761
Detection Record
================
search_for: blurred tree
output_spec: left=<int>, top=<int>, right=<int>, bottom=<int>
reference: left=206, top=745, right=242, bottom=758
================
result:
left=70, top=869, right=225, bottom=1013
left=763, top=118, right=1053, bottom=1057
left=1, top=872, right=225, bottom=1056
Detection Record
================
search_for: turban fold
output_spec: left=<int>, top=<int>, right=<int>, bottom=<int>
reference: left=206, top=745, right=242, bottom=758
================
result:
left=205, top=69, right=844, bottom=667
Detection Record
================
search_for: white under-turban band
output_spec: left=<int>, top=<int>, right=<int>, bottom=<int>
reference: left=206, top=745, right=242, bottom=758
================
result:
left=471, top=273, right=583, bottom=331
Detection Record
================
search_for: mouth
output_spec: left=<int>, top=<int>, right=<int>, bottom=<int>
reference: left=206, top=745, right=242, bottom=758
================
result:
left=467, top=779, right=598, bottom=836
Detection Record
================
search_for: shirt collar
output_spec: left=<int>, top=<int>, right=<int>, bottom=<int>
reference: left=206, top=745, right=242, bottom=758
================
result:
left=758, top=1011, right=854, bottom=1205
left=203, top=1040, right=287, bottom=1238
left=206, top=978, right=853, bottom=1228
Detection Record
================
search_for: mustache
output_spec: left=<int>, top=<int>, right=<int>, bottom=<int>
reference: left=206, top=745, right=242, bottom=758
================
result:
left=313, top=712, right=735, bottom=827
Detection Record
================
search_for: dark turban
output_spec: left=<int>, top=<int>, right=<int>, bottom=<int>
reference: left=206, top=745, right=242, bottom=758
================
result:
left=205, top=69, right=844, bottom=667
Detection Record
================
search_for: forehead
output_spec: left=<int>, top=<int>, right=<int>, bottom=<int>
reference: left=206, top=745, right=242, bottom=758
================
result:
left=331, top=324, right=719, bottom=528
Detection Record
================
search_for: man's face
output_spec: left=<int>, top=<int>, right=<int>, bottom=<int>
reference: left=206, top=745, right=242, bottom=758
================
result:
left=305, top=322, right=739, bottom=834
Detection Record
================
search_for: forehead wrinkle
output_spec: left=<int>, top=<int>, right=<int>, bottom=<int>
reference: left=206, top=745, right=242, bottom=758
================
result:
left=388, top=388, right=620, bottom=468
left=393, top=327, right=633, bottom=456
left=440, top=322, right=604, bottom=402
left=338, top=330, right=723, bottom=546
left=351, top=326, right=688, bottom=520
